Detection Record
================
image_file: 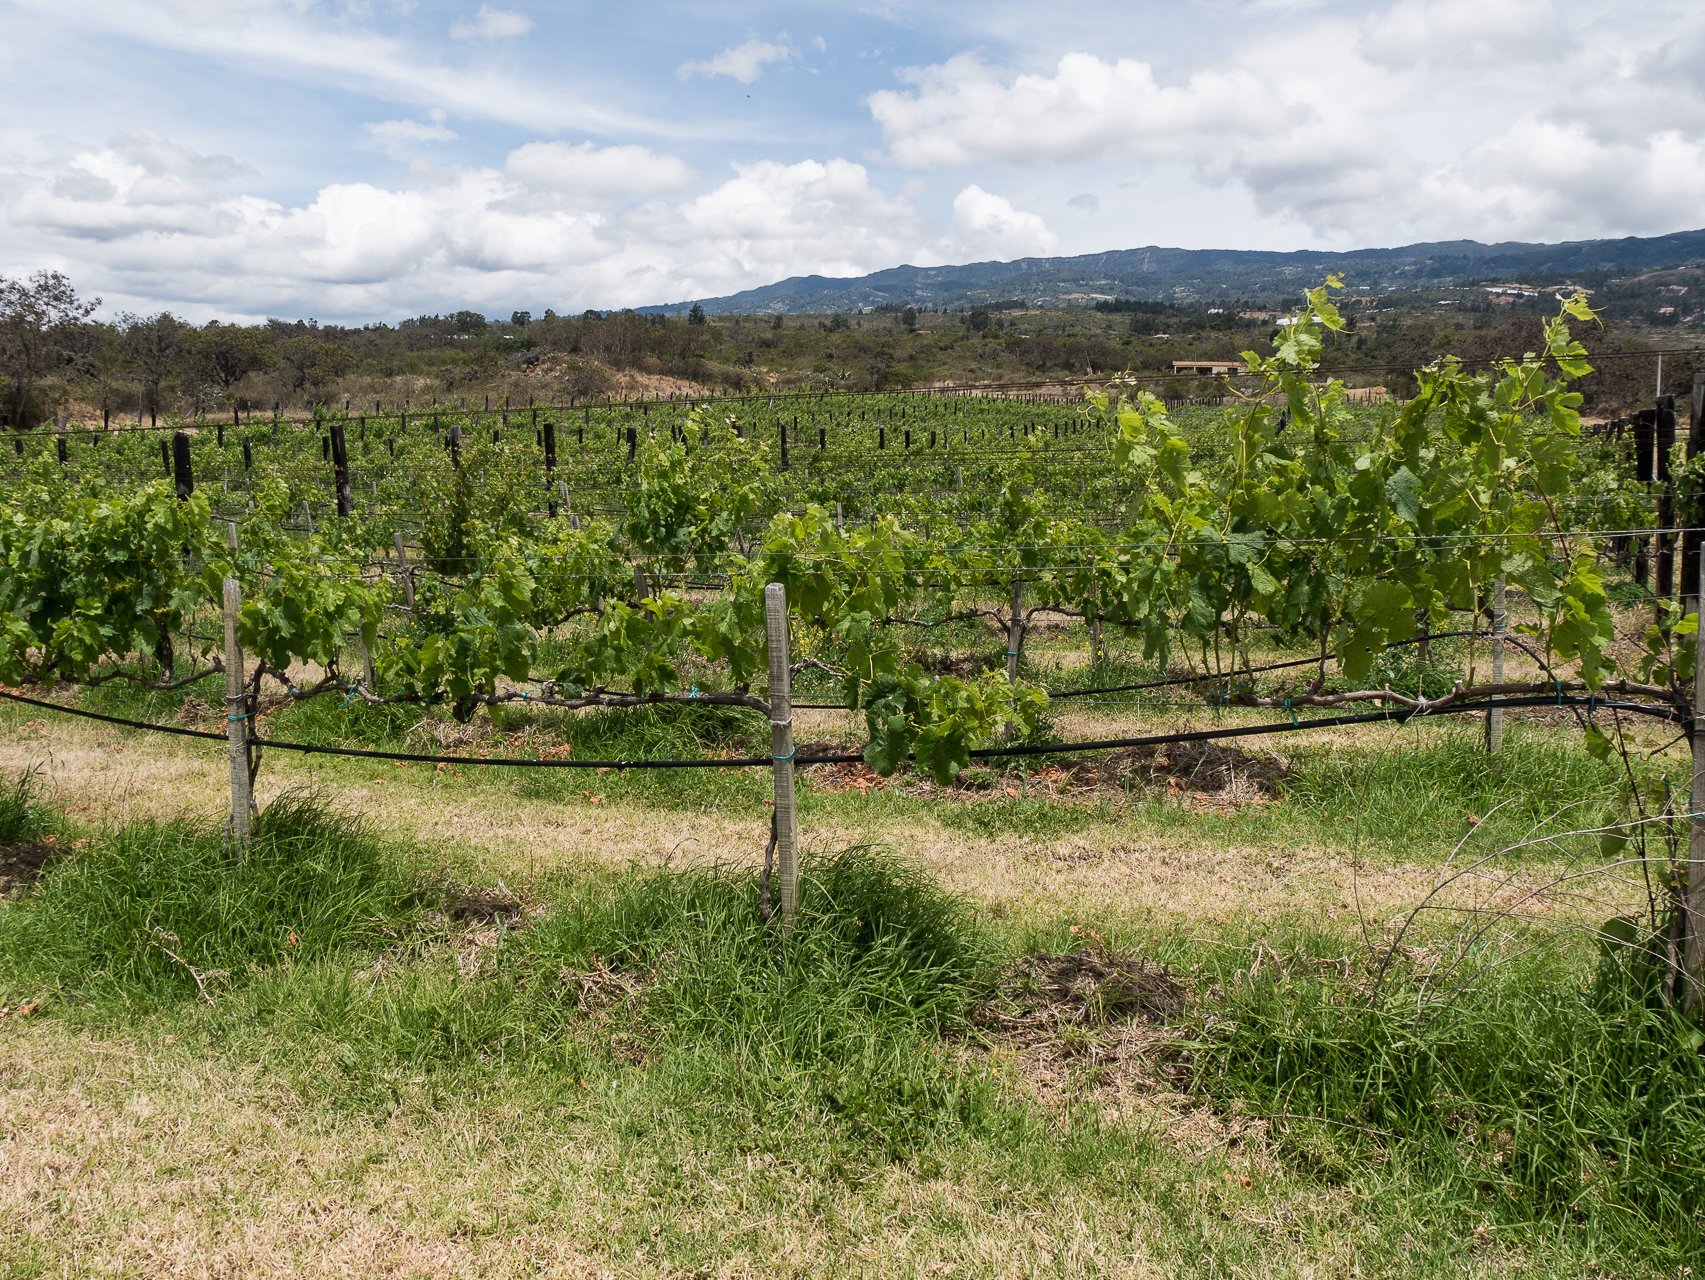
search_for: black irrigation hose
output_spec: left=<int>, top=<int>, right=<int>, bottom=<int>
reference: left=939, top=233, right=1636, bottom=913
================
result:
left=0, top=688, right=1677, bottom=773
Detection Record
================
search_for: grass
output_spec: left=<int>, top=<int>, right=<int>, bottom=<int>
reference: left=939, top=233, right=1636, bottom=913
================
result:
left=1198, top=929, right=1705, bottom=1268
left=0, top=789, right=420, bottom=1007
left=0, top=762, right=52, bottom=845
left=1278, top=722, right=1655, bottom=853
left=4, top=672, right=1701, bottom=1274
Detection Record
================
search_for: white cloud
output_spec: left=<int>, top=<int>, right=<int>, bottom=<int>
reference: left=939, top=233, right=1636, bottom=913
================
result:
left=939, top=185, right=1057, bottom=261
left=504, top=141, right=696, bottom=201
left=1, top=138, right=935, bottom=319
left=363, top=117, right=459, bottom=153
left=1066, top=192, right=1098, bottom=211
left=676, top=38, right=793, bottom=85
left=1411, top=117, right=1705, bottom=242
left=449, top=5, right=533, bottom=40
left=869, top=53, right=1304, bottom=169
left=1356, top=0, right=1573, bottom=69
left=811, top=35, right=827, bottom=52
left=108, top=129, right=256, bottom=182
left=10, top=0, right=647, bottom=137
left=860, top=16, right=1705, bottom=247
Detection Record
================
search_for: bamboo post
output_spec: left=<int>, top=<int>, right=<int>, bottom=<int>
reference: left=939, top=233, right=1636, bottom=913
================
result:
left=223, top=577, right=251, bottom=855
left=1688, top=548, right=1705, bottom=1013
left=1487, top=576, right=1505, bottom=756
left=764, top=583, right=799, bottom=925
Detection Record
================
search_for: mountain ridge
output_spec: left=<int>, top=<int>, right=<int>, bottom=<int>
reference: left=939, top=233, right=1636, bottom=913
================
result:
left=634, top=228, right=1705, bottom=315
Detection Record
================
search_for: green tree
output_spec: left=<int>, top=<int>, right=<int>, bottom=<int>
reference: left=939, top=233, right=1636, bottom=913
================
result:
left=119, top=312, right=190, bottom=415
left=186, top=322, right=273, bottom=392
left=0, top=271, right=98, bottom=428
left=687, top=303, right=707, bottom=326
left=275, top=336, right=352, bottom=391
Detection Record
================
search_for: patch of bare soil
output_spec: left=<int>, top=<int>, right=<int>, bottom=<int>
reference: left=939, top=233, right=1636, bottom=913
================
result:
left=1101, top=740, right=1289, bottom=795
left=353, top=879, right=533, bottom=985
left=978, top=947, right=1188, bottom=1032
left=975, top=947, right=1199, bottom=1108
left=802, top=739, right=1289, bottom=808
left=0, top=842, right=59, bottom=896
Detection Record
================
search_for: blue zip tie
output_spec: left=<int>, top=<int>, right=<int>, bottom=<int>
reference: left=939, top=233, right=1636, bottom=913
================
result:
left=226, top=711, right=252, bottom=721
left=1285, top=698, right=1296, bottom=727
left=772, top=746, right=796, bottom=761
left=1556, top=679, right=1563, bottom=705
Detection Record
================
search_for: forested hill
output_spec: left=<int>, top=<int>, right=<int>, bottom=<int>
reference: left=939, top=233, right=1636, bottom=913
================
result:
left=640, top=228, right=1705, bottom=315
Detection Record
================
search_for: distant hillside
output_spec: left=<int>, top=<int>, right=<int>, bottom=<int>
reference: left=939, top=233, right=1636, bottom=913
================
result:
left=637, top=229, right=1705, bottom=315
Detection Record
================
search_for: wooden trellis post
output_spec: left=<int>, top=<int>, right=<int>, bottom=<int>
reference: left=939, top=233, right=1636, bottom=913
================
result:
left=1688, top=549, right=1705, bottom=1013
left=765, top=583, right=799, bottom=925
left=223, top=575, right=251, bottom=856
left=1487, top=576, right=1505, bottom=756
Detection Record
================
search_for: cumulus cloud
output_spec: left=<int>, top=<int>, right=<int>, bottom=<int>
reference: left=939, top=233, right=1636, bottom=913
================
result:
left=108, top=129, right=255, bottom=182
left=1411, top=117, right=1705, bottom=242
left=939, top=185, right=1057, bottom=261
left=676, top=38, right=793, bottom=84
left=861, top=15, right=1705, bottom=247
left=1, top=138, right=934, bottom=318
left=449, top=5, right=533, bottom=40
left=869, top=53, right=1305, bottom=169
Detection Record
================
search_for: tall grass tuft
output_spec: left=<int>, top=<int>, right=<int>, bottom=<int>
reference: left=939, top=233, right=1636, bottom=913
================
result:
left=0, top=789, right=417, bottom=1004
left=1281, top=723, right=1643, bottom=849
left=0, top=764, right=52, bottom=846
left=1201, top=938, right=1705, bottom=1265
left=528, top=846, right=995, bottom=1152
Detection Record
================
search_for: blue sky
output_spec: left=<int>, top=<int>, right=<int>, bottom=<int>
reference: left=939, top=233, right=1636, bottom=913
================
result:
left=3, top=0, right=1701, bottom=323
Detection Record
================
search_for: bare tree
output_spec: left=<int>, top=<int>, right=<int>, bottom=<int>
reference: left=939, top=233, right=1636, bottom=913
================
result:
left=0, top=271, right=99, bottom=428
